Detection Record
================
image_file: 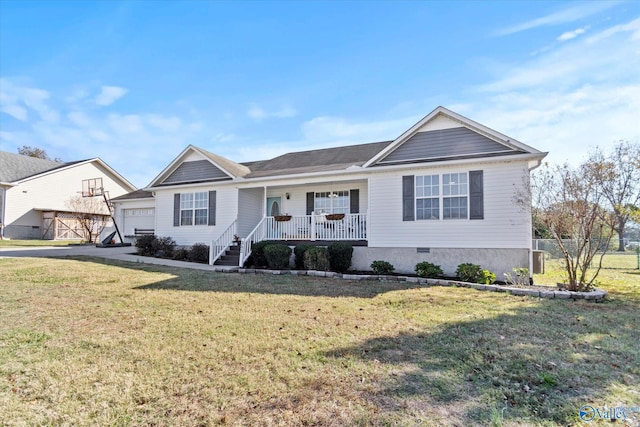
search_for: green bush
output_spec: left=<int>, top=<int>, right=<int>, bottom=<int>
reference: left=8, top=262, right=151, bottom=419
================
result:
left=152, top=236, right=176, bottom=258
left=294, top=244, right=314, bottom=269
left=250, top=240, right=277, bottom=268
left=327, top=242, right=353, bottom=272
left=189, top=243, right=210, bottom=264
left=135, top=234, right=157, bottom=257
left=264, top=244, right=292, bottom=269
left=371, top=260, right=395, bottom=275
left=456, top=263, right=482, bottom=283
left=415, top=261, right=443, bottom=278
left=172, top=247, right=190, bottom=261
left=304, top=246, right=330, bottom=271
left=479, top=269, right=496, bottom=284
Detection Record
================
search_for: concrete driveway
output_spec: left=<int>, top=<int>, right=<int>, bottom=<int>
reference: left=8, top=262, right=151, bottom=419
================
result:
left=0, top=244, right=224, bottom=271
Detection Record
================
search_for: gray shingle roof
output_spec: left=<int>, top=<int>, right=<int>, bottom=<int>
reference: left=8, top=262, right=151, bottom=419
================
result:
left=0, top=151, right=70, bottom=183
left=241, top=141, right=393, bottom=178
left=111, top=189, right=154, bottom=201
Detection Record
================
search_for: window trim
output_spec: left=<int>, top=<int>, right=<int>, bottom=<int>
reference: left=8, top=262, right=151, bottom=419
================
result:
left=414, top=172, right=470, bottom=221
left=314, top=190, right=350, bottom=214
left=180, top=191, right=209, bottom=226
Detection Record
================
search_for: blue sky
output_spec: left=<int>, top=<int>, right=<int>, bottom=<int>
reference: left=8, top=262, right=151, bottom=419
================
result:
left=1, top=0, right=639, bottom=188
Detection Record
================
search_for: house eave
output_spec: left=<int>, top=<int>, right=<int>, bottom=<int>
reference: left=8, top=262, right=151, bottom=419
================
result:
left=146, top=152, right=548, bottom=191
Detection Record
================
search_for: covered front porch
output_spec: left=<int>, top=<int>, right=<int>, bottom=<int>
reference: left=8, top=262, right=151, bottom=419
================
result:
left=212, top=179, right=369, bottom=266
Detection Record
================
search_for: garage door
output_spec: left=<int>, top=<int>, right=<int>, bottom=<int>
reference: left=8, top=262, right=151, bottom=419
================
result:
left=123, top=208, right=155, bottom=235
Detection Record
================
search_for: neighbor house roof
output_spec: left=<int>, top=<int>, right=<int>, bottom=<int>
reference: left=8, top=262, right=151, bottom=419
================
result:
left=0, top=151, right=71, bottom=184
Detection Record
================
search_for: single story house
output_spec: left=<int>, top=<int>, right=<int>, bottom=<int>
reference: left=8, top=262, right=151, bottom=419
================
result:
left=114, top=106, right=547, bottom=277
left=0, top=151, right=136, bottom=240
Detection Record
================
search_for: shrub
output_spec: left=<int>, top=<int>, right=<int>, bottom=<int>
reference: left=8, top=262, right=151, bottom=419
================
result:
left=172, top=248, right=190, bottom=261
left=456, top=263, right=482, bottom=283
left=304, top=246, right=330, bottom=271
left=189, top=243, right=210, bottom=264
left=478, top=269, right=496, bottom=284
left=371, top=260, right=395, bottom=275
left=327, top=242, right=353, bottom=272
left=136, top=234, right=157, bottom=257
left=264, top=244, right=292, bottom=270
left=294, top=244, right=314, bottom=269
left=504, top=267, right=530, bottom=286
left=250, top=240, right=277, bottom=268
left=153, top=236, right=176, bottom=258
left=415, top=261, right=443, bottom=278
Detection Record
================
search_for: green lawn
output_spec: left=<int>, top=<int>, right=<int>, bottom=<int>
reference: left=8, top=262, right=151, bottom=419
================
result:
left=0, top=239, right=84, bottom=247
left=1, top=256, right=638, bottom=426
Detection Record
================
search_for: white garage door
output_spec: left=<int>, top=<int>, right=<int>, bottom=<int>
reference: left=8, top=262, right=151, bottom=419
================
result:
left=123, top=208, right=155, bottom=235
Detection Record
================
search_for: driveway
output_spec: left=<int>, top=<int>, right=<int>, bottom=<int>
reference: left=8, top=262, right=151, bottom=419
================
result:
left=0, top=245, right=223, bottom=271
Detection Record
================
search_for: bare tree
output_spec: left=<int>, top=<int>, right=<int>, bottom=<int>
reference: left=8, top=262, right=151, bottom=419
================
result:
left=65, top=196, right=110, bottom=243
left=588, top=141, right=640, bottom=251
left=18, top=145, right=61, bottom=162
left=529, top=162, right=616, bottom=291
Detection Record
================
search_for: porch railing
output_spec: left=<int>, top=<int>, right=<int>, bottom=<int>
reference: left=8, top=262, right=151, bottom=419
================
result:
left=239, top=218, right=267, bottom=267
left=265, top=212, right=367, bottom=242
left=237, top=212, right=368, bottom=267
left=209, top=220, right=237, bottom=265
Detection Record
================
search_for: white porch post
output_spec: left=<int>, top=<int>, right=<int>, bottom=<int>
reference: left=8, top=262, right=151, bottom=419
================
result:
left=310, top=211, right=316, bottom=241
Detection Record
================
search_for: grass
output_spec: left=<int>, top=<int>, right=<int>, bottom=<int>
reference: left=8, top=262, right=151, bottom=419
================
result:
left=534, top=252, right=640, bottom=303
left=0, top=239, right=83, bottom=247
left=1, top=256, right=638, bottom=426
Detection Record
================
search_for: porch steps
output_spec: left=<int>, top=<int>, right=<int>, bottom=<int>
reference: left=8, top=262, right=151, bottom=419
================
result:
left=214, top=243, right=241, bottom=267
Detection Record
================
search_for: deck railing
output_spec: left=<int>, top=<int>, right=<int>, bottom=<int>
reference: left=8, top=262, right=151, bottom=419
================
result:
left=237, top=213, right=367, bottom=267
left=265, top=212, right=367, bottom=242
left=209, top=220, right=237, bottom=265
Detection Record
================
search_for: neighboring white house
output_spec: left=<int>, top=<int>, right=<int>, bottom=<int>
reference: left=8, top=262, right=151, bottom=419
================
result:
left=0, top=151, right=136, bottom=240
left=114, top=106, right=547, bottom=277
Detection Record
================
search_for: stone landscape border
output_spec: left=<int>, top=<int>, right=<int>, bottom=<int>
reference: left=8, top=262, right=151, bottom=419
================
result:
left=234, top=268, right=607, bottom=301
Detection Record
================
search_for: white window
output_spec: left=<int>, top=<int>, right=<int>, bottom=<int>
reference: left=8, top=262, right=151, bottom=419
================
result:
left=443, top=173, right=468, bottom=219
left=415, top=172, right=469, bottom=220
left=180, top=192, right=208, bottom=226
left=416, top=175, right=439, bottom=220
left=314, top=191, right=349, bottom=214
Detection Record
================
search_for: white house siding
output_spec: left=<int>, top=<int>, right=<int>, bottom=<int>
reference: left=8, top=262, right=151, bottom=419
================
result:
left=237, top=188, right=264, bottom=237
left=4, top=162, right=132, bottom=239
left=369, top=160, right=531, bottom=249
left=366, top=159, right=532, bottom=277
left=155, top=186, right=239, bottom=246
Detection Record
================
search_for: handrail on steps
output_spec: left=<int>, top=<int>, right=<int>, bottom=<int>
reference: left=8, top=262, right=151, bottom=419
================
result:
left=209, top=220, right=237, bottom=265
left=238, top=217, right=266, bottom=267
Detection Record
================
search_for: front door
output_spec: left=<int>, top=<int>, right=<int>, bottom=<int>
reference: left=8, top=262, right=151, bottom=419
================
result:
left=266, top=197, right=282, bottom=216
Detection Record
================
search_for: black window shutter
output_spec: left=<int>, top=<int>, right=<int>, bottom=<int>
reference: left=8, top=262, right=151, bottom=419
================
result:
left=173, top=193, right=181, bottom=226
left=469, top=170, right=484, bottom=220
left=208, top=190, right=216, bottom=225
left=402, top=175, right=415, bottom=221
left=306, top=192, right=314, bottom=215
left=350, top=189, right=359, bottom=214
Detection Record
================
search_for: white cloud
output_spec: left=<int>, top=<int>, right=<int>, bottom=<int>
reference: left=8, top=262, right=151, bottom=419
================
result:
left=586, top=17, right=640, bottom=43
left=465, top=16, right=640, bottom=166
left=247, top=103, right=297, bottom=120
left=0, top=78, right=58, bottom=123
left=557, top=25, right=590, bottom=41
left=1, top=103, right=28, bottom=121
left=67, top=111, right=91, bottom=127
left=247, top=103, right=267, bottom=120
left=95, top=85, right=128, bottom=106
left=494, top=2, right=620, bottom=36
